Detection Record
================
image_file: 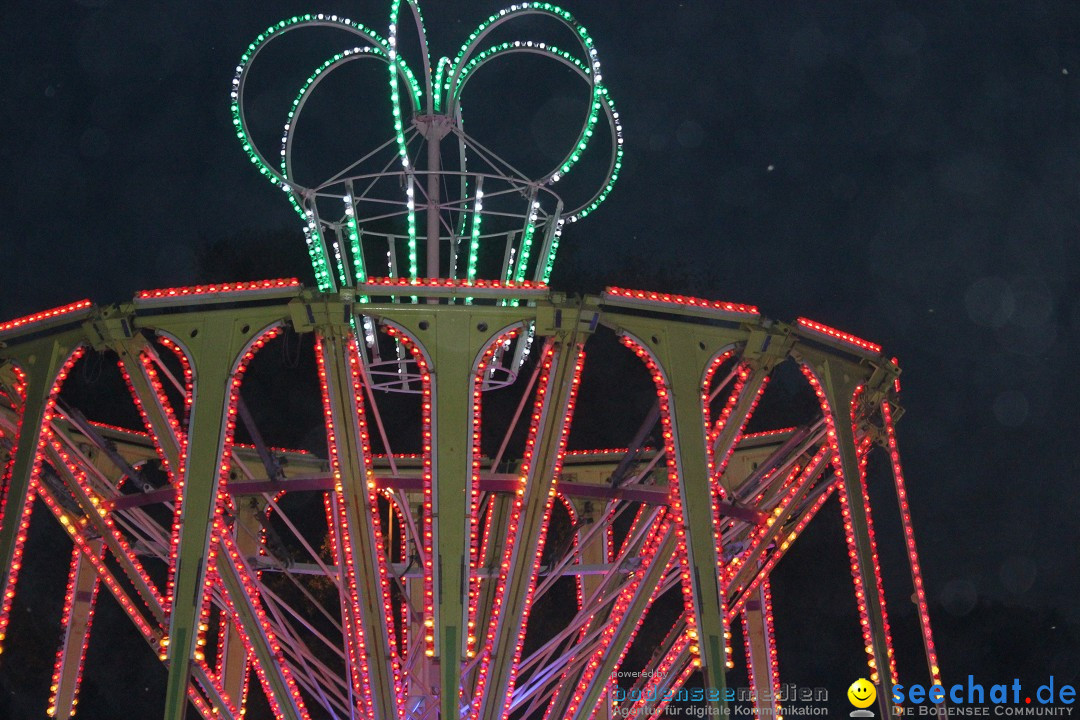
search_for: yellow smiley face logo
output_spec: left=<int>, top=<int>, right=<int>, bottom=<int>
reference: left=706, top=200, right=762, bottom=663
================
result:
left=848, top=678, right=877, bottom=709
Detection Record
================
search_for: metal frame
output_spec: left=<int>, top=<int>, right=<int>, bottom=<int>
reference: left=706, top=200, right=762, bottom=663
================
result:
left=229, top=2, right=624, bottom=393
left=0, top=281, right=940, bottom=719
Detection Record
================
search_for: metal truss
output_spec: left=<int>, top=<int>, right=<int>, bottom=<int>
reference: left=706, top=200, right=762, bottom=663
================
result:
left=0, top=281, right=941, bottom=719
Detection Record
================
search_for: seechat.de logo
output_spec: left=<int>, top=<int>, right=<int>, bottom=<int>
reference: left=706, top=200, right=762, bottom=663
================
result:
left=892, top=676, right=1075, bottom=716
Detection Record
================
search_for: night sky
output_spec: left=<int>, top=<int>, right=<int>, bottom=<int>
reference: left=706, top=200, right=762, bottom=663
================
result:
left=2, top=0, right=1080, bottom=713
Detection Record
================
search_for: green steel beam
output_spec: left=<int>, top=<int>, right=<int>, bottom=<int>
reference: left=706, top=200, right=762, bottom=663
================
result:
left=600, top=318, right=746, bottom=706
left=0, top=333, right=81, bottom=648
left=661, top=330, right=733, bottom=706
left=93, top=311, right=301, bottom=720
left=147, top=309, right=299, bottom=720
left=383, top=303, right=541, bottom=720
left=318, top=330, right=401, bottom=720
left=477, top=337, right=586, bottom=720
left=815, top=355, right=895, bottom=719
left=743, top=579, right=778, bottom=718
left=50, top=538, right=103, bottom=718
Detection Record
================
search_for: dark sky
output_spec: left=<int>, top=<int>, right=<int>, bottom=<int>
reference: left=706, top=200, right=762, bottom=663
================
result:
left=2, top=0, right=1080, bottom=693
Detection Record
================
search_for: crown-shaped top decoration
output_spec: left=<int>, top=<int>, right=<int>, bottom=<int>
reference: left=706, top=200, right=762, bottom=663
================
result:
left=231, top=1, right=623, bottom=295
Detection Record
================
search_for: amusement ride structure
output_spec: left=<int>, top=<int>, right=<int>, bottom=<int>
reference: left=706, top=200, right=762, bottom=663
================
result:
left=0, top=2, right=941, bottom=719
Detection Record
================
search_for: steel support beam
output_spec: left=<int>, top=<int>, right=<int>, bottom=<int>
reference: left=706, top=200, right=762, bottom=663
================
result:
left=220, top=501, right=262, bottom=708
left=386, top=304, right=546, bottom=720
left=157, top=313, right=293, bottom=720
left=743, top=578, right=779, bottom=718
left=0, top=335, right=78, bottom=650
left=476, top=338, right=585, bottom=720
left=50, top=539, right=103, bottom=719
left=428, top=312, right=487, bottom=718
left=651, top=328, right=737, bottom=704
left=318, top=331, right=403, bottom=720
left=817, top=358, right=894, bottom=718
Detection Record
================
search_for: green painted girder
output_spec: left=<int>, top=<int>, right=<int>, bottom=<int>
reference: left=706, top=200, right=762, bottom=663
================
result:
left=474, top=335, right=586, bottom=720
left=371, top=299, right=548, bottom=720
left=50, top=538, right=102, bottom=719
left=317, top=330, right=402, bottom=720
left=130, top=308, right=302, bottom=720
left=600, top=317, right=747, bottom=707
left=742, top=577, right=778, bottom=717
left=0, top=331, right=83, bottom=643
left=90, top=309, right=304, bottom=719
left=221, top=499, right=265, bottom=706
left=709, top=365, right=772, bottom=494
left=815, top=356, right=895, bottom=719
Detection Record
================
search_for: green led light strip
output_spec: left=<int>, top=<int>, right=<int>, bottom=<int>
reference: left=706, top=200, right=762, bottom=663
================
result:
left=233, top=1, right=623, bottom=300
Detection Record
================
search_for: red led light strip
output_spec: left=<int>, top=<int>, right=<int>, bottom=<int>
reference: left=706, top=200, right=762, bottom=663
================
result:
left=214, top=524, right=312, bottom=720
left=388, top=493, right=409, bottom=658
left=34, top=480, right=228, bottom=718
left=555, top=493, right=585, bottom=641
left=319, top=488, right=371, bottom=717
left=121, top=351, right=186, bottom=612
left=0, top=367, right=28, bottom=573
left=563, top=446, right=657, bottom=457
left=135, top=278, right=301, bottom=301
left=343, top=336, right=407, bottom=716
left=618, top=334, right=703, bottom=670
left=561, top=515, right=671, bottom=720
left=315, top=336, right=388, bottom=718
left=467, top=343, right=583, bottom=720
left=0, top=346, right=85, bottom=653
left=624, top=628, right=691, bottom=717
left=653, top=660, right=698, bottom=716
left=604, top=287, right=760, bottom=316
left=723, top=440, right=883, bottom=624
left=845, top=387, right=897, bottom=686
left=740, top=576, right=782, bottom=720
left=881, top=400, right=941, bottom=685
left=45, top=433, right=168, bottom=620
left=739, top=427, right=797, bottom=441
left=762, top=578, right=781, bottom=720
left=35, top=479, right=156, bottom=640
left=800, top=369, right=896, bottom=685
left=726, top=475, right=839, bottom=622
left=702, top=354, right=767, bottom=668
left=724, top=450, right=828, bottom=595
left=360, top=277, right=546, bottom=289
left=0, top=300, right=93, bottom=335
left=159, top=336, right=194, bottom=426
left=545, top=506, right=665, bottom=720
left=214, top=607, right=229, bottom=680
left=383, top=325, right=437, bottom=665
left=795, top=318, right=882, bottom=355
left=47, top=544, right=102, bottom=718
left=467, top=328, right=522, bottom=658
left=584, top=556, right=678, bottom=720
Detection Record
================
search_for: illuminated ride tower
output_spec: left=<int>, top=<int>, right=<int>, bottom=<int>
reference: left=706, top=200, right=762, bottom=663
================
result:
left=0, top=3, right=941, bottom=719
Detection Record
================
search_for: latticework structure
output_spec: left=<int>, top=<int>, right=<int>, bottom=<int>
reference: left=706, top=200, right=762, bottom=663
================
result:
left=0, top=3, right=941, bottom=719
